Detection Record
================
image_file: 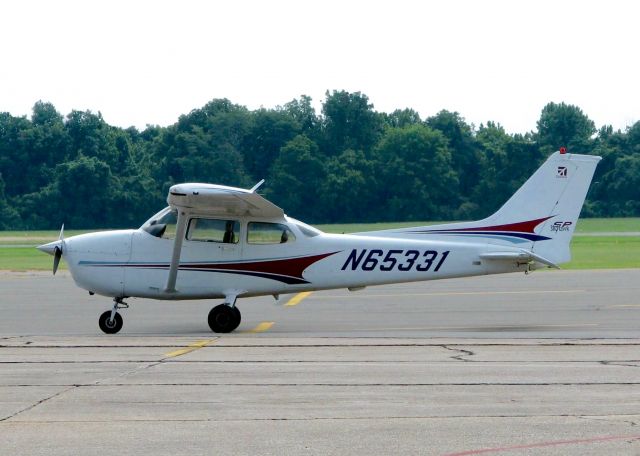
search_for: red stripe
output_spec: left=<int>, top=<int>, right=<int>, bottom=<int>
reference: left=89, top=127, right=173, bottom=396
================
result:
left=440, top=216, right=554, bottom=234
left=187, top=252, right=339, bottom=280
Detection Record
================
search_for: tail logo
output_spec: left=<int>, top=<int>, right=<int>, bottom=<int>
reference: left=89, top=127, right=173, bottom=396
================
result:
left=556, top=166, right=568, bottom=178
left=550, top=221, right=572, bottom=232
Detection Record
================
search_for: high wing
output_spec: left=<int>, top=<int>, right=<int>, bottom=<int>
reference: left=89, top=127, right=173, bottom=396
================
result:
left=164, top=180, right=283, bottom=293
left=167, top=180, right=284, bottom=219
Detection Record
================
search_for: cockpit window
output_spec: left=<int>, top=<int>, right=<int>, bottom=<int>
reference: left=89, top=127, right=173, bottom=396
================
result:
left=248, top=222, right=296, bottom=244
left=141, top=207, right=178, bottom=239
left=187, top=218, right=240, bottom=244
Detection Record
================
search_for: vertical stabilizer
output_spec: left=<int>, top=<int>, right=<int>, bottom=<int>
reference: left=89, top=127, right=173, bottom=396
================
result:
left=362, top=151, right=601, bottom=265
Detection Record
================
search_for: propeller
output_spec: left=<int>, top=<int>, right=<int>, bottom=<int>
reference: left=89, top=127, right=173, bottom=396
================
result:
left=52, top=247, right=62, bottom=275
left=37, top=224, right=65, bottom=275
left=53, top=224, right=64, bottom=275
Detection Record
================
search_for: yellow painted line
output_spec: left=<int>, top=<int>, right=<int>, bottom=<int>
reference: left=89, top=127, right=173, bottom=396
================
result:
left=285, top=291, right=313, bottom=307
left=243, top=321, right=274, bottom=333
left=164, top=339, right=216, bottom=358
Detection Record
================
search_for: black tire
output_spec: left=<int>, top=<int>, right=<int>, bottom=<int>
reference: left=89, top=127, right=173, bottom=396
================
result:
left=99, top=311, right=123, bottom=334
left=208, top=304, right=241, bottom=333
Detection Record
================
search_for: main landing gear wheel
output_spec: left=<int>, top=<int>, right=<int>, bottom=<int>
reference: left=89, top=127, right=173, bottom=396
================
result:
left=208, top=304, right=241, bottom=333
left=99, top=311, right=123, bottom=334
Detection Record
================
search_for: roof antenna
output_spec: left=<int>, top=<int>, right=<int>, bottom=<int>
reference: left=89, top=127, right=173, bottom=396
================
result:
left=249, top=179, right=265, bottom=193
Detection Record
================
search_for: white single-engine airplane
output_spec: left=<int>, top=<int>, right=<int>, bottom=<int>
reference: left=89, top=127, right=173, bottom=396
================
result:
left=38, top=150, right=601, bottom=334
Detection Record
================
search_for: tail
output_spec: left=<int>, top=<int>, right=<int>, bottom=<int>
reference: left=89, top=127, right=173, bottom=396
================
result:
left=364, top=151, right=602, bottom=265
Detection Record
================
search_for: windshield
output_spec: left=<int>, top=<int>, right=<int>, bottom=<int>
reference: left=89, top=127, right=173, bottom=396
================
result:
left=141, top=207, right=178, bottom=239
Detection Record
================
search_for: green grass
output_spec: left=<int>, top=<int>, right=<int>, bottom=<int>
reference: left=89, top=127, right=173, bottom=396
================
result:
left=0, top=229, right=94, bottom=245
left=1, top=218, right=639, bottom=271
left=574, top=217, right=640, bottom=233
left=564, top=236, right=640, bottom=269
left=0, top=247, right=66, bottom=271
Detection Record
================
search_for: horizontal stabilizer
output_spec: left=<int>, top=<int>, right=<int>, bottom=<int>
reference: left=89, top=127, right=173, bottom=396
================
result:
left=480, top=250, right=560, bottom=269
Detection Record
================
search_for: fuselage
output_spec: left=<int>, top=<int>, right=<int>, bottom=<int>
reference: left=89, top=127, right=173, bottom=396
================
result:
left=59, top=213, right=526, bottom=301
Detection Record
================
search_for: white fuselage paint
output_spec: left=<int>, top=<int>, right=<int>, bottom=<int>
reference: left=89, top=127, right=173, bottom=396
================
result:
left=63, top=218, right=524, bottom=301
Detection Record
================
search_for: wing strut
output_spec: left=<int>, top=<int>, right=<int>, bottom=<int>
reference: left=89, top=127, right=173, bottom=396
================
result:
left=164, top=209, right=188, bottom=293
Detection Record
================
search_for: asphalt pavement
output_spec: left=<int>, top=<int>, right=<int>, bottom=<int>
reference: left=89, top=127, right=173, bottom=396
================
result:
left=1, top=269, right=639, bottom=455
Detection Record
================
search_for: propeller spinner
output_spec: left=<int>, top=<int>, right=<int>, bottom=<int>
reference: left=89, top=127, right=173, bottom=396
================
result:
left=37, top=224, right=65, bottom=275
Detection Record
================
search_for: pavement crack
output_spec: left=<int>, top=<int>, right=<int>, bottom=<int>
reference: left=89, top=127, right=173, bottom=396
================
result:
left=441, top=345, right=475, bottom=362
left=91, top=360, right=164, bottom=386
left=0, top=386, right=76, bottom=422
left=600, top=360, right=640, bottom=368
left=578, top=415, right=639, bottom=428
left=9, top=413, right=640, bottom=424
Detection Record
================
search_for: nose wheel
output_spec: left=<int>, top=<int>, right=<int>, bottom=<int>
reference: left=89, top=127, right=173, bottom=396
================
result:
left=99, top=297, right=128, bottom=334
left=208, top=304, right=241, bottom=333
left=99, top=311, right=123, bottom=334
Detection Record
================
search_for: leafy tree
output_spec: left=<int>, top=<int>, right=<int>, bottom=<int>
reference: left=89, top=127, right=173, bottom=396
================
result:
left=596, top=153, right=640, bottom=216
left=266, top=135, right=326, bottom=222
left=19, top=155, right=120, bottom=229
left=159, top=100, right=251, bottom=188
left=383, top=108, right=422, bottom=129
left=1, top=96, right=639, bottom=229
left=472, top=123, right=541, bottom=218
left=115, top=139, right=165, bottom=226
left=587, top=121, right=640, bottom=216
left=172, top=127, right=248, bottom=187
left=536, top=102, right=596, bottom=155
left=372, top=124, right=458, bottom=221
left=319, top=149, right=377, bottom=222
left=0, top=173, right=19, bottom=229
left=0, top=112, right=33, bottom=196
left=283, top=95, right=320, bottom=139
left=427, top=110, right=483, bottom=201
left=176, top=98, right=247, bottom=134
left=242, top=108, right=300, bottom=180
left=321, top=90, right=383, bottom=155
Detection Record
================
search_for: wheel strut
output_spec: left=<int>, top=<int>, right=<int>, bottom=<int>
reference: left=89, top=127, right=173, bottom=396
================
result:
left=110, top=297, right=129, bottom=323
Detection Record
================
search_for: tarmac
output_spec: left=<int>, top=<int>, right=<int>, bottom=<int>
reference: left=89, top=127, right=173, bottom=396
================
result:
left=1, top=269, right=639, bottom=455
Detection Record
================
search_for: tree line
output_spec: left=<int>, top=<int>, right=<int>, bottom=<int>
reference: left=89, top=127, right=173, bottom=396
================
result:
left=0, top=91, right=638, bottom=230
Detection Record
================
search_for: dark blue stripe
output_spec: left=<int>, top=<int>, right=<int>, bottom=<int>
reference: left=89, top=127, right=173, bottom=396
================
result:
left=405, top=230, right=551, bottom=242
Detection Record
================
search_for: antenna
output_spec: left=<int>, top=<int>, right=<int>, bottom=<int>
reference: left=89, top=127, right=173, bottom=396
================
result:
left=249, top=179, right=265, bottom=193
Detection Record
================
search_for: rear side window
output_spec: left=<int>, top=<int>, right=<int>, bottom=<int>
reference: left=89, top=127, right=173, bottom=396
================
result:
left=248, top=222, right=296, bottom=244
left=187, top=218, right=240, bottom=244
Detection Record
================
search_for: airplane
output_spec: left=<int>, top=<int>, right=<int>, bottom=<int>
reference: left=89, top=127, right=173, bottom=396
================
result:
left=37, top=149, right=601, bottom=334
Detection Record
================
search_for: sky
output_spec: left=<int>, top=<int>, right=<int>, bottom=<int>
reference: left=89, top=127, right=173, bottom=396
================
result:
left=0, top=0, right=638, bottom=133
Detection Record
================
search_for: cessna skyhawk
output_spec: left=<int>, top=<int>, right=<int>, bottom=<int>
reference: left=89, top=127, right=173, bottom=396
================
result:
left=38, top=150, right=601, bottom=334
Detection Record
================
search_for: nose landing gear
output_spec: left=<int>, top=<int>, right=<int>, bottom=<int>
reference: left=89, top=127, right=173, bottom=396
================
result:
left=98, top=297, right=128, bottom=334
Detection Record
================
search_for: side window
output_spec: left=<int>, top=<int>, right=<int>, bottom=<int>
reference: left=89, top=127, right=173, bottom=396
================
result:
left=248, top=222, right=296, bottom=244
left=187, top=218, right=240, bottom=244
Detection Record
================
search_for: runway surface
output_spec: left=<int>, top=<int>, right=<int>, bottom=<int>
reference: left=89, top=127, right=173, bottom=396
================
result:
left=1, top=269, right=640, bottom=455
